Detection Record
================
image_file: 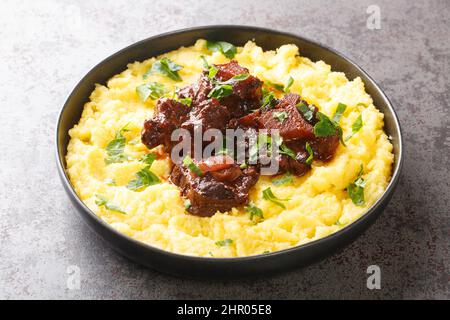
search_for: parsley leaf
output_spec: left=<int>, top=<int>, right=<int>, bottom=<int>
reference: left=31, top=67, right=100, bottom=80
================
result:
left=297, top=102, right=314, bottom=122
left=262, top=88, right=276, bottom=108
left=266, top=81, right=284, bottom=91
left=200, top=55, right=210, bottom=69
left=284, top=76, right=294, bottom=93
left=208, top=74, right=249, bottom=100
left=314, top=112, right=338, bottom=137
left=140, top=153, right=157, bottom=166
left=273, top=111, right=288, bottom=123
left=184, top=199, right=191, bottom=210
left=262, top=187, right=289, bottom=209
left=183, top=155, right=203, bottom=176
left=333, top=103, right=347, bottom=122
left=144, top=58, right=183, bottom=82
left=136, top=82, right=166, bottom=101
left=272, top=172, right=293, bottom=186
left=105, top=125, right=129, bottom=164
left=305, top=142, right=314, bottom=165
left=215, top=239, right=233, bottom=247
left=206, top=41, right=237, bottom=59
left=208, top=65, right=218, bottom=79
left=345, top=114, right=364, bottom=141
left=179, top=97, right=192, bottom=106
left=245, top=203, right=264, bottom=221
left=95, top=194, right=126, bottom=214
left=280, top=143, right=296, bottom=159
left=347, top=164, right=366, bottom=206
left=127, top=166, right=161, bottom=191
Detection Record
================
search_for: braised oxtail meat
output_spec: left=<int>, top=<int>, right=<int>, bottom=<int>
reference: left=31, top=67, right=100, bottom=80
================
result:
left=140, top=60, right=340, bottom=216
left=170, top=156, right=259, bottom=216
left=181, top=99, right=231, bottom=134
left=141, top=98, right=190, bottom=152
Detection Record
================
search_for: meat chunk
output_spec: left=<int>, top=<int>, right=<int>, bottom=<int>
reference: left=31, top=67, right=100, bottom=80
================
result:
left=171, top=159, right=259, bottom=217
left=177, top=74, right=213, bottom=107
left=258, top=94, right=316, bottom=140
left=181, top=99, right=231, bottom=133
left=141, top=98, right=190, bottom=152
left=309, top=135, right=340, bottom=162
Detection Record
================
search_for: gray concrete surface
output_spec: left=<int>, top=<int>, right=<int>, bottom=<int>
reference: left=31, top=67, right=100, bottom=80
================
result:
left=0, top=0, right=449, bottom=299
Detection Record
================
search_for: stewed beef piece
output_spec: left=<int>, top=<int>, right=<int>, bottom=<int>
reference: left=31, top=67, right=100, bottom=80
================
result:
left=170, top=155, right=259, bottom=216
left=141, top=98, right=190, bottom=152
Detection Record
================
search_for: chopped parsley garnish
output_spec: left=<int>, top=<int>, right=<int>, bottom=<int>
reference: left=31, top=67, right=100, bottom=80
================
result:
left=184, top=199, right=191, bottom=210
left=144, top=57, right=183, bottom=82
left=267, top=81, right=284, bottom=91
left=183, top=155, right=203, bottom=176
left=200, top=55, right=210, bottom=69
left=207, top=74, right=249, bottom=100
left=215, top=239, right=233, bottom=247
left=208, top=65, right=218, bottom=79
left=95, top=195, right=126, bottom=214
left=105, top=125, right=129, bottom=164
left=262, top=187, right=289, bottom=209
left=284, top=76, right=294, bottom=93
left=261, top=88, right=276, bottom=108
left=305, top=142, right=314, bottom=165
left=136, top=82, right=166, bottom=101
left=239, top=162, right=248, bottom=169
left=297, top=102, right=314, bottom=122
left=345, top=114, right=364, bottom=141
left=272, top=172, right=293, bottom=186
left=313, top=103, right=347, bottom=146
left=279, top=143, right=296, bottom=159
left=206, top=41, right=237, bottom=59
left=333, top=103, right=347, bottom=122
left=140, top=153, right=157, bottom=166
left=347, top=164, right=366, bottom=206
left=272, top=111, right=288, bottom=123
left=179, top=97, right=192, bottom=106
left=245, top=203, right=264, bottom=221
left=127, top=166, right=161, bottom=191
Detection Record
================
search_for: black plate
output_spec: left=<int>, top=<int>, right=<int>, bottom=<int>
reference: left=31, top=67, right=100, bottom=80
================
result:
left=56, top=25, right=403, bottom=279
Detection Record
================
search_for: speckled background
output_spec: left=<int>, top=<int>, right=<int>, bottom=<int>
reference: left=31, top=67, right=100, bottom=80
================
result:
left=0, top=0, right=449, bottom=299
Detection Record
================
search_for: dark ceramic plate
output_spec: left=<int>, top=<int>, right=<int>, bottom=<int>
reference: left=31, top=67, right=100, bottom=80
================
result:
left=56, top=25, right=403, bottom=279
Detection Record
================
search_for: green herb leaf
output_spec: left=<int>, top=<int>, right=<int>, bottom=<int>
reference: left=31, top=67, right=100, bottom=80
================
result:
left=144, top=58, right=183, bottom=82
left=207, top=84, right=233, bottom=100
left=333, top=103, right=347, bottom=123
left=272, top=111, right=288, bottom=123
left=347, top=164, right=366, bottom=206
left=266, top=81, right=284, bottom=91
left=262, top=88, right=276, bottom=108
left=345, top=114, right=364, bottom=141
left=200, top=55, right=210, bottom=69
left=245, top=203, right=264, bottom=221
left=140, top=153, right=157, bottom=166
left=208, top=65, right=218, bottom=79
left=284, top=76, right=294, bottom=93
left=208, top=74, right=249, bottom=100
left=136, top=82, right=166, bottom=101
left=279, top=143, right=296, bottom=160
left=184, top=199, right=191, bottom=210
left=95, top=194, right=126, bottom=214
left=105, top=125, right=129, bottom=164
left=272, top=172, right=293, bottom=186
left=314, top=112, right=338, bottom=137
left=215, top=239, right=233, bottom=247
left=183, top=155, right=203, bottom=176
left=206, top=41, right=237, bottom=59
left=179, top=97, right=192, bottom=106
left=297, top=102, right=315, bottom=122
left=262, top=187, right=289, bottom=209
left=239, top=162, right=248, bottom=169
left=305, top=142, right=314, bottom=165
left=127, top=166, right=161, bottom=191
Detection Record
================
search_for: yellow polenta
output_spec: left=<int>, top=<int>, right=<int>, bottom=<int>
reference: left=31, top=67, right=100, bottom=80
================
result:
left=66, top=40, right=394, bottom=257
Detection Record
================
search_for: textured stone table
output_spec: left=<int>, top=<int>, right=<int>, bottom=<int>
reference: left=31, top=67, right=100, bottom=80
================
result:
left=0, top=0, right=449, bottom=299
